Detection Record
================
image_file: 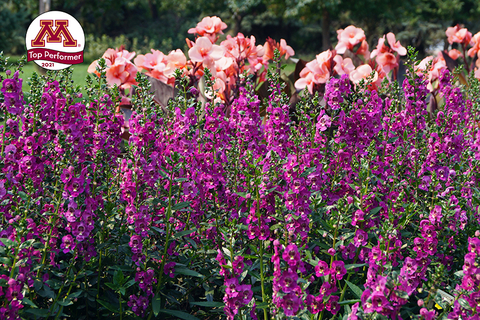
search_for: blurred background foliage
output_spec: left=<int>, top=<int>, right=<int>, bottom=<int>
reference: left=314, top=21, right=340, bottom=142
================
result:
left=1, top=0, right=480, bottom=61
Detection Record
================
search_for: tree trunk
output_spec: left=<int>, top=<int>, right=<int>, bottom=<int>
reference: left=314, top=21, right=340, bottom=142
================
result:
left=232, top=12, right=242, bottom=35
left=148, top=0, right=158, bottom=20
left=322, top=8, right=331, bottom=51
left=39, top=0, right=51, bottom=14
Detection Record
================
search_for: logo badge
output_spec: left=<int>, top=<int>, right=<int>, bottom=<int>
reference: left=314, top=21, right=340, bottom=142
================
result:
left=26, top=11, right=85, bottom=70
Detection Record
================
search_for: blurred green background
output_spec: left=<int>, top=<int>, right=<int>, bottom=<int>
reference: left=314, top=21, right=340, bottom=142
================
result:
left=1, top=0, right=480, bottom=85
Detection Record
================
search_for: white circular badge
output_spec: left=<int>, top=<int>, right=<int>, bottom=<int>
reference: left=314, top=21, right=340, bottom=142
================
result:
left=26, top=11, right=85, bottom=70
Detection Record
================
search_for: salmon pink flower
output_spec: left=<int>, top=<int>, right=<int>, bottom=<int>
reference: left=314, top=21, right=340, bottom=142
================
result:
left=88, top=48, right=138, bottom=89
left=350, top=64, right=378, bottom=85
left=105, top=57, right=138, bottom=89
left=305, top=60, right=330, bottom=83
left=448, top=49, right=462, bottom=60
left=279, top=39, right=295, bottom=60
left=370, top=37, right=388, bottom=59
left=188, top=16, right=227, bottom=43
left=333, top=55, right=355, bottom=75
left=335, top=25, right=366, bottom=54
left=188, top=36, right=226, bottom=72
left=446, top=25, right=472, bottom=45
left=164, top=49, right=187, bottom=77
left=468, top=32, right=480, bottom=58
left=295, top=52, right=332, bottom=94
left=221, top=33, right=263, bottom=65
left=376, top=52, right=398, bottom=73
left=316, top=49, right=333, bottom=69
left=370, top=33, right=405, bottom=73
left=88, top=48, right=138, bottom=88
left=135, top=49, right=186, bottom=85
left=263, top=38, right=295, bottom=60
left=134, top=49, right=167, bottom=81
left=356, top=40, right=370, bottom=60
left=386, top=32, right=407, bottom=56
left=295, top=70, right=316, bottom=94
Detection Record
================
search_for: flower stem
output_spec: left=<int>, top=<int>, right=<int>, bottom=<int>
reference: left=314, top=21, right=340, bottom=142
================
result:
left=259, top=240, right=268, bottom=320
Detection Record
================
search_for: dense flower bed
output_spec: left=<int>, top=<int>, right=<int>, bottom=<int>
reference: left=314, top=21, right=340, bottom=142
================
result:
left=1, top=17, right=480, bottom=320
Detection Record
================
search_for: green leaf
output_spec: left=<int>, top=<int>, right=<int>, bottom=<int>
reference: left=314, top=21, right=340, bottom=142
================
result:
left=25, top=309, right=50, bottom=317
left=395, top=290, right=409, bottom=299
left=339, top=299, right=361, bottom=305
left=97, top=299, right=118, bottom=313
left=369, top=207, right=382, bottom=215
left=152, top=294, right=161, bottom=317
left=159, top=309, right=200, bottom=320
left=105, top=282, right=118, bottom=290
left=234, top=191, right=249, bottom=198
left=152, top=226, right=165, bottom=235
left=189, top=301, right=224, bottom=307
left=345, top=263, right=366, bottom=270
left=0, top=257, right=11, bottom=265
left=113, top=270, right=124, bottom=285
left=22, top=297, right=38, bottom=308
left=123, top=279, right=136, bottom=289
left=18, top=191, right=28, bottom=201
left=173, top=229, right=195, bottom=239
left=458, top=298, right=471, bottom=310
left=172, top=202, right=190, bottom=210
left=57, top=299, right=73, bottom=306
left=33, top=279, right=42, bottom=291
left=265, top=186, right=277, bottom=195
left=40, top=285, right=55, bottom=299
left=175, top=267, right=203, bottom=278
left=19, top=239, right=36, bottom=249
left=0, top=238, right=15, bottom=247
left=255, top=302, right=269, bottom=309
left=68, top=291, right=83, bottom=299
left=345, top=280, right=364, bottom=299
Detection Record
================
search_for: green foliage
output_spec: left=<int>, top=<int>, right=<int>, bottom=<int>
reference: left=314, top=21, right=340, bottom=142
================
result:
left=0, top=1, right=34, bottom=54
